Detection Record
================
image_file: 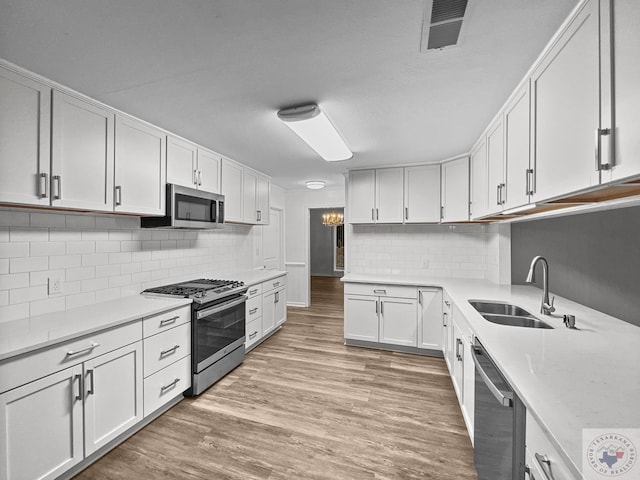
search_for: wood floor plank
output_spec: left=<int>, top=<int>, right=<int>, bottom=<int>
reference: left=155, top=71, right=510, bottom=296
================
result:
left=74, top=276, right=477, bottom=479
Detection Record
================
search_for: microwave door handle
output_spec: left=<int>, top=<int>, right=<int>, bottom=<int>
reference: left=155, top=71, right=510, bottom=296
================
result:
left=471, top=346, right=513, bottom=407
left=196, top=295, right=247, bottom=319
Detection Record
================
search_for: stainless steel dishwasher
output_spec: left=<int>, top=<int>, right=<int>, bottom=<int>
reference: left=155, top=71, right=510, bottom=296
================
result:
left=472, top=338, right=526, bottom=480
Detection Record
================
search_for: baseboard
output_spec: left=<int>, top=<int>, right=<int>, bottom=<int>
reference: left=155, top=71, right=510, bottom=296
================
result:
left=344, top=339, right=444, bottom=358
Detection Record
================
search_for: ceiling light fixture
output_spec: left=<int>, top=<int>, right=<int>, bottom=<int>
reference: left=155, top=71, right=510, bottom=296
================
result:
left=277, top=104, right=353, bottom=162
left=501, top=203, right=538, bottom=215
left=305, top=180, right=326, bottom=190
left=322, top=211, right=344, bottom=227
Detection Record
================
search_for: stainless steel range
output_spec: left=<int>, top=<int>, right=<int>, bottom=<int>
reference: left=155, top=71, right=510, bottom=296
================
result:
left=142, top=278, right=248, bottom=396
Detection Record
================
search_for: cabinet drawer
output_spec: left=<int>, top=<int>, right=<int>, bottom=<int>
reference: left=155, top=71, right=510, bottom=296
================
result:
left=0, top=321, right=142, bottom=394
left=246, top=295, right=262, bottom=320
left=143, top=322, right=191, bottom=378
left=142, top=305, right=190, bottom=338
left=264, top=276, right=287, bottom=293
left=246, top=316, right=263, bottom=350
left=526, top=412, right=579, bottom=480
left=246, top=283, right=263, bottom=298
left=143, top=355, right=191, bottom=417
left=344, top=282, right=417, bottom=299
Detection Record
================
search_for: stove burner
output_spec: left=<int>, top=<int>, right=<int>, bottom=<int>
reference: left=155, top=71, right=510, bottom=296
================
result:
left=142, top=278, right=246, bottom=303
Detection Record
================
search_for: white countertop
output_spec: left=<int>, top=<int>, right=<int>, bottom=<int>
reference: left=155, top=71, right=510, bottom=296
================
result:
left=0, top=296, right=192, bottom=362
left=230, top=269, right=287, bottom=286
left=342, top=273, right=640, bottom=477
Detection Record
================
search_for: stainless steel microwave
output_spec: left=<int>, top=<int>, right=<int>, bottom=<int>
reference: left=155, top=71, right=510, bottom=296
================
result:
left=141, top=184, right=225, bottom=229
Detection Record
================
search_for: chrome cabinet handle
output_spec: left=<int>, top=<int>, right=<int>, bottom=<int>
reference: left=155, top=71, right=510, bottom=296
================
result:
left=273, top=281, right=280, bottom=288
left=371, top=208, right=375, bottom=221
left=418, top=291, right=423, bottom=306
left=160, top=378, right=180, bottom=392
left=160, top=345, right=180, bottom=357
left=471, top=346, right=513, bottom=407
left=275, top=291, right=279, bottom=303
left=249, top=307, right=259, bottom=315
left=249, top=288, right=258, bottom=295
left=67, top=342, right=100, bottom=357
left=455, top=338, right=462, bottom=361
left=87, top=369, right=95, bottom=395
left=53, top=175, right=62, bottom=200
left=159, top=316, right=179, bottom=326
left=500, top=184, right=506, bottom=205
left=198, top=170, right=202, bottom=185
left=380, top=301, right=384, bottom=316
left=193, top=169, right=198, bottom=185
left=595, top=128, right=611, bottom=171
left=249, top=331, right=258, bottom=339
left=376, top=208, right=379, bottom=220
left=373, top=289, right=387, bottom=295
left=443, top=312, right=448, bottom=327
left=115, top=185, right=122, bottom=206
left=38, top=172, right=48, bottom=198
left=375, top=300, right=379, bottom=315
left=405, top=207, right=408, bottom=220
left=535, top=453, right=557, bottom=480
left=75, top=373, right=83, bottom=401
left=257, top=210, right=262, bottom=222
left=440, top=205, right=444, bottom=220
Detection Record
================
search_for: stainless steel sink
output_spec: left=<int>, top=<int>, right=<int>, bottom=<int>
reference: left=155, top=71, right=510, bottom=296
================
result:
left=469, top=300, right=553, bottom=329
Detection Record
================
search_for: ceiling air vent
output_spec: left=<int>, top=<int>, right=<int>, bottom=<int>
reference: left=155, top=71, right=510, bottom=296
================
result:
left=420, top=0, right=469, bottom=52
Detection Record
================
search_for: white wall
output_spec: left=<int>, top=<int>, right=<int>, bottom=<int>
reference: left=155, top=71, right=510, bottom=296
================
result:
left=0, top=208, right=254, bottom=322
left=349, top=223, right=510, bottom=283
left=285, top=186, right=345, bottom=306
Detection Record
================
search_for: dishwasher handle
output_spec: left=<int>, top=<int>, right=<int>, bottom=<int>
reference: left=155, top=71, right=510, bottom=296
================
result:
left=471, top=346, right=513, bottom=407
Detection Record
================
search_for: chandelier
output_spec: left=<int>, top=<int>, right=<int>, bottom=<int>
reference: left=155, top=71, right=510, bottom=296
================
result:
left=322, top=211, right=344, bottom=226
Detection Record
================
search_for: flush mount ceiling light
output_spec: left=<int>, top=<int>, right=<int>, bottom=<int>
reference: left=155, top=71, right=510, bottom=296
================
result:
left=277, top=104, right=353, bottom=162
left=305, top=180, right=326, bottom=190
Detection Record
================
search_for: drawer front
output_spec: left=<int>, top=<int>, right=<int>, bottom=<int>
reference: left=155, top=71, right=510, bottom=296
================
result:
left=142, top=305, right=191, bottom=338
left=526, top=412, right=579, bottom=480
left=143, top=322, right=191, bottom=378
left=264, top=275, right=287, bottom=293
left=0, top=321, right=142, bottom=394
left=143, top=355, right=191, bottom=417
left=246, top=316, right=263, bottom=350
left=344, top=282, right=417, bottom=299
left=246, top=295, right=262, bottom=321
left=246, top=283, right=263, bottom=298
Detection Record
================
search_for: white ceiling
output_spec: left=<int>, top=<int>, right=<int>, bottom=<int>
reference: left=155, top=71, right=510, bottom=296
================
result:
left=0, top=0, right=578, bottom=189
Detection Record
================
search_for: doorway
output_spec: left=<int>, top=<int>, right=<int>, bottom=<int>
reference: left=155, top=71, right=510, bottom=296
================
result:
left=309, top=207, right=344, bottom=305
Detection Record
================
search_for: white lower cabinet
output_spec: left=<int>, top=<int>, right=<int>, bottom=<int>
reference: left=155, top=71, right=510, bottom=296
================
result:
left=526, top=411, right=579, bottom=480
left=244, top=275, right=287, bottom=352
left=418, top=288, right=443, bottom=351
left=344, top=295, right=380, bottom=342
left=379, top=297, right=418, bottom=347
left=442, top=293, right=454, bottom=372
left=263, top=285, right=286, bottom=336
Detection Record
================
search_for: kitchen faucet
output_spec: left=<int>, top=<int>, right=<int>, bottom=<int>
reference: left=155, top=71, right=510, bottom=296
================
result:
left=525, top=256, right=555, bottom=315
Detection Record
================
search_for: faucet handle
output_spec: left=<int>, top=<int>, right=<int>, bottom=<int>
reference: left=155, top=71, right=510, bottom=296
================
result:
left=549, top=296, right=556, bottom=313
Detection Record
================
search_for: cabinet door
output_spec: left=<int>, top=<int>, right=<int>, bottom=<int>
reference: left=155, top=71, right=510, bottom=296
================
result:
left=114, top=115, right=166, bottom=215
left=531, top=0, right=601, bottom=202
left=375, top=167, right=404, bottom=223
left=344, top=295, right=379, bottom=342
left=166, top=136, right=197, bottom=188
left=503, top=82, right=532, bottom=211
left=418, top=289, right=443, bottom=351
left=262, top=290, right=276, bottom=336
left=197, top=148, right=220, bottom=193
left=83, top=342, right=143, bottom=456
left=221, top=159, right=244, bottom=222
left=441, top=157, right=469, bottom=222
left=379, top=297, right=417, bottom=347
left=256, top=175, right=270, bottom=225
left=51, top=90, right=114, bottom=211
left=442, top=295, right=454, bottom=374
left=275, top=287, right=287, bottom=327
left=451, top=320, right=464, bottom=404
left=348, top=170, right=376, bottom=223
left=404, top=165, right=441, bottom=223
left=242, top=169, right=258, bottom=224
left=461, top=334, right=475, bottom=440
left=0, top=365, right=83, bottom=480
left=470, top=140, right=489, bottom=220
left=0, top=67, right=51, bottom=206
left=609, top=0, right=640, bottom=182
left=486, top=117, right=505, bottom=216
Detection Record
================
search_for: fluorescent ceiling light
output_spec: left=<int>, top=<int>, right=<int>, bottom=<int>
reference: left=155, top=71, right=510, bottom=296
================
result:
left=277, top=104, right=353, bottom=162
left=305, top=180, right=326, bottom=190
left=502, top=203, right=537, bottom=215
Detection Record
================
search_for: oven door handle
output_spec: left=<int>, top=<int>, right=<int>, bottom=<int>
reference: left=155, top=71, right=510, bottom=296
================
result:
left=196, top=295, right=247, bottom=319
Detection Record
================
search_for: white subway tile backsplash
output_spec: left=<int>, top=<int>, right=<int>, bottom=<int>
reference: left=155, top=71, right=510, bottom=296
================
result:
left=0, top=273, right=30, bottom=290
left=0, top=211, right=29, bottom=227
left=30, top=212, right=66, bottom=228
left=30, top=242, right=66, bottom=257
left=66, top=266, right=95, bottom=281
left=0, top=259, right=8, bottom=274
left=66, top=241, right=95, bottom=255
left=50, top=255, right=82, bottom=269
left=65, top=214, right=96, bottom=229
left=121, top=240, right=142, bottom=252
left=81, top=230, right=109, bottom=241
left=10, top=257, right=48, bottom=273
left=50, top=229, right=82, bottom=241
left=82, top=253, right=110, bottom=267
left=0, top=303, right=30, bottom=322
left=65, top=292, right=95, bottom=309
left=0, top=290, right=8, bottom=306
left=30, top=297, right=65, bottom=317
left=0, top=242, right=29, bottom=259
left=109, top=252, right=131, bottom=264
left=96, top=241, right=121, bottom=253
left=95, top=287, right=121, bottom=303
left=81, top=277, right=109, bottom=292
left=0, top=228, right=8, bottom=242
left=95, top=264, right=121, bottom=278
left=10, top=227, right=48, bottom=242
left=108, top=274, right=131, bottom=288
left=30, top=269, right=65, bottom=286
left=10, top=285, right=48, bottom=304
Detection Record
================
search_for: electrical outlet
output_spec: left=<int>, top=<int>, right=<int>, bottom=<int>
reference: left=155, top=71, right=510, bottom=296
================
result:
left=48, top=276, right=63, bottom=295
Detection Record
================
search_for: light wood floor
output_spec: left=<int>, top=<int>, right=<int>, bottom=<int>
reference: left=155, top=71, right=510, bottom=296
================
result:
left=76, top=276, right=476, bottom=479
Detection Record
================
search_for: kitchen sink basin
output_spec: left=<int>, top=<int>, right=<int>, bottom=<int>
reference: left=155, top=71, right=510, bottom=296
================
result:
left=469, top=300, right=553, bottom=329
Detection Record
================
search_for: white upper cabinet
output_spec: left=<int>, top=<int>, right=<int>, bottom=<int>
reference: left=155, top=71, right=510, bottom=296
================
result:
left=503, top=82, right=532, bottom=211
left=375, top=168, right=404, bottom=223
left=441, top=157, right=469, bottom=223
left=607, top=0, right=640, bottom=183
left=531, top=0, right=601, bottom=202
left=114, top=115, right=166, bottom=215
left=486, top=117, right=505, bottom=216
left=256, top=175, right=270, bottom=225
left=404, top=165, right=441, bottom=223
left=221, top=159, right=244, bottom=223
left=348, top=169, right=377, bottom=223
left=167, top=137, right=221, bottom=194
left=197, top=148, right=221, bottom=194
left=0, top=66, right=51, bottom=206
left=470, top=139, right=489, bottom=220
left=242, top=169, right=258, bottom=223
left=51, top=90, right=115, bottom=211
